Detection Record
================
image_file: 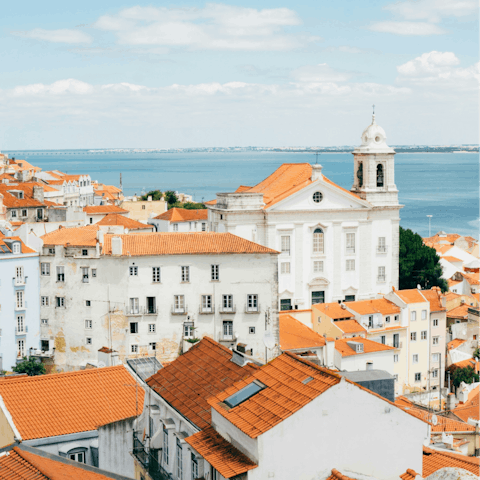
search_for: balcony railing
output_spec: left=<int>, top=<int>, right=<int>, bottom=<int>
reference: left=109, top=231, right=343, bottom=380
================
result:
left=219, top=304, right=236, bottom=314
left=144, top=306, right=158, bottom=315
left=389, top=342, right=403, bottom=349
left=126, top=307, right=141, bottom=316
left=13, top=277, right=26, bottom=286
left=15, top=302, right=27, bottom=311
left=377, top=275, right=386, bottom=282
left=171, top=305, right=188, bottom=315
left=377, top=245, right=388, bottom=253
left=133, top=432, right=172, bottom=480
left=15, top=327, right=28, bottom=335
left=29, top=348, right=55, bottom=358
left=199, top=305, right=215, bottom=314
left=82, top=276, right=89, bottom=283
left=245, top=304, right=260, bottom=314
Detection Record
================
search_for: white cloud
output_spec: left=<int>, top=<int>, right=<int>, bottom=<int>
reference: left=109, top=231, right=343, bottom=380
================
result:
left=397, top=51, right=460, bottom=76
left=12, top=28, right=92, bottom=44
left=12, top=79, right=94, bottom=96
left=369, top=21, right=446, bottom=35
left=384, top=0, right=477, bottom=23
left=291, top=64, right=352, bottom=83
left=94, top=4, right=318, bottom=51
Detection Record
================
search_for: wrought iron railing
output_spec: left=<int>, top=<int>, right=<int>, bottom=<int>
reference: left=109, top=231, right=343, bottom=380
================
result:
left=132, top=432, right=173, bottom=480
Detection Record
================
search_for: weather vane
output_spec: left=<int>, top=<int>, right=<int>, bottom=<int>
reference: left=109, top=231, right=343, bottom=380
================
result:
left=372, top=104, right=375, bottom=115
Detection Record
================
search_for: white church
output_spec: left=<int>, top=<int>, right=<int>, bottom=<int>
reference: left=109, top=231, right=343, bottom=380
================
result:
left=207, top=115, right=402, bottom=310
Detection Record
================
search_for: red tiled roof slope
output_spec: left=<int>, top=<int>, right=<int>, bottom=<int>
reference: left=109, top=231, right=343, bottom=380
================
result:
left=313, top=303, right=355, bottom=320
left=422, top=446, right=479, bottom=477
left=335, top=338, right=395, bottom=357
left=41, top=225, right=99, bottom=247
left=447, top=305, right=469, bottom=318
left=145, top=337, right=258, bottom=429
left=83, top=205, right=128, bottom=215
left=336, top=320, right=367, bottom=334
left=0, top=365, right=144, bottom=440
left=279, top=314, right=325, bottom=350
left=154, top=208, right=208, bottom=222
left=96, top=213, right=151, bottom=230
left=345, top=298, right=401, bottom=315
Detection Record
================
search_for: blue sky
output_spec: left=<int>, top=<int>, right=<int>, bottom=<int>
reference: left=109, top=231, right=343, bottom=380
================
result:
left=0, top=1, right=478, bottom=148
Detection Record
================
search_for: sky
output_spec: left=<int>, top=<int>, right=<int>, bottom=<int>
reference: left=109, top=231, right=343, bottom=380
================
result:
left=0, top=0, right=478, bottom=149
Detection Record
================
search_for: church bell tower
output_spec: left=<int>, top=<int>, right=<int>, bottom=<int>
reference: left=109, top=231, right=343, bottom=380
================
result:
left=351, top=111, right=399, bottom=206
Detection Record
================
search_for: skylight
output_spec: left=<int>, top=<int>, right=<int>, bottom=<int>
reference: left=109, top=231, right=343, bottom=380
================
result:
left=224, top=380, right=266, bottom=408
left=302, top=376, right=313, bottom=385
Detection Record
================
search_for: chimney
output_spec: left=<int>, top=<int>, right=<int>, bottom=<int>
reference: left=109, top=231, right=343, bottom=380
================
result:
left=111, top=236, right=123, bottom=256
left=366, top=362, right=373, bottom=371
left=446, top=393, right=458, bottom=411
left=311, top=164, right=323, bottom=181
left=33, top=186, right=44, bottom=203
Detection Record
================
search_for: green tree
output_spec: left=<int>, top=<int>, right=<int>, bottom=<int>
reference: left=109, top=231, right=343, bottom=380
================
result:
left=168, top=201, right=206, bottom=210
left=473, top=347, right=480, bottom=360
left=140, top=190, right=163, bottom=201
left=452, top=366, right=479, bottom=388
left=399, top=227, right=448, bottom=292
left=12, top=357, right=46, bottom=376
left=164, top=190, right=178, bottom=206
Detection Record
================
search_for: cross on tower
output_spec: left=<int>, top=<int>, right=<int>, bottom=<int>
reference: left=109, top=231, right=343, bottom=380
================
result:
left=372, top=104, right=375, bottom=115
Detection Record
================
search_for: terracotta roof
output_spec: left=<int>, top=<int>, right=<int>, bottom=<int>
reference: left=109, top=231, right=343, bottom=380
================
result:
left=422, top=446, right=479, bottom=477
left=96, top=213, right=152, bottom=230
left=235, top=185, right=252, bottom=193
left=326, top=469, right=358, bottom=480
left=279, top=314, right=325, bottom=351
left=335, top=338, right=395, bottom=357
left=313, top=302, right=355, bottom=320
left=442, top=256, right=462, bottom=263
left=421, top=288, right=446, bottom=312
left=41, top=225, right=99, bottom=247
left=0, top=446, right=129, bottom=480
left=83, top=205, right=128, bottom=215
left=0, top=183, right=45, bottom=208
left=448, top=279, right=463, bottom=287
left=208, top=352, right=341, bottom=439
left=446, top=304, right=469, bottom=319
left=395, top=396, right=414, bottom=408
left=399, top=469, right=419, bottom=480
left=424, top=232, right=478, bottom=249
left=446, top=358, right=480, bottom=374
left=344, top=298, right=401, bottom=315
left=204, top=199, right=217, bottom=205
left=0, top=234, right=36, bottom=254
left=447, top=339, right=466, bottom=350
left=0, top=365, right=144, bottom=440
left=452, top=389, right=479, bottom=423
left=461, top=272, right=480, bottom=286
left=145, top=337, right=257, bottom=429
left=393, top=289, right=427, bottom=304
left=185, top=426, right=257, bottom=478
left=335, top=320, right=367, bottom=334
left=103, top=232, right=279, bottom=256
left=397, top=405, right=475, bottom=432
left=154, top=208, right=208, bottom=222
left=445, top=292, right=462, bottom=301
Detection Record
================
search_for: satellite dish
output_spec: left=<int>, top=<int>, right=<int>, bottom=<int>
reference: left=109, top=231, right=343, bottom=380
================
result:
left=431, top=414, right=438, bottom=426
left=263, top=331, right=275, bottom=349
left=234, top=331, right=239, bottom=340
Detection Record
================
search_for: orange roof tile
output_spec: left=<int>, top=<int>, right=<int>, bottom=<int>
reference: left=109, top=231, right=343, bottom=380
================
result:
left=0, top=365, right=144, bottom=440
left=452, top=402, right=480, bottom=423
left=397, top=405, right=475, bottom=432
left=422, top=446, right=479, bottom=477
left=96, top=213, right=152, bottom=230
left=279, top=314, right=325, bottom=350
left=448, top=279, right=463, bottom=287
left=103, top=232, right=279, bottom=256
left=83, top=205, right=128, bottom=215
left=313, top=302, right=355, bottom=320
left=446, top=304, right=469, bottom=319
left=326, top=469, right=359, bottom=480
left=154, top=207, right=208, bottom=222
left=461, top=271, right=480, bottom=286
left=335, top=320, right=367, bottom=334
left=204, top=199, right=217, bottom=205
left=399, top=469, right=420, bottom=480
left=0, top=234, right=36, bottom=254
left=395, top=396, right=414, bottom=408
left=344, top=298, right=401, bottom=315
left=442, top=256, right=462, bottom=263
left=394, top=289, right=427, bottom=304
left=41, top=225, right=99, bottom=247
left=208, top=352, right=341, bottom=439
left=185, top=426, right=257, bottom=478
left=446, top=358, right=480, bottom=375
left=447, top=339, right=466, bottom=350
left=145, top=338, right=258, bottom=430
left=335, top=337, right=395, bottom=357
left=235, top=185, right=253, bottom=193
left=421, top=288, right=446, bottom=312
left=0, top=183, right=45, bottom=208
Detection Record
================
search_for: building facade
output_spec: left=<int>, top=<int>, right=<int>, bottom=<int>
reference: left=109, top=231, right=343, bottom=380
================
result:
left=207, top=115, right=401, bottom=310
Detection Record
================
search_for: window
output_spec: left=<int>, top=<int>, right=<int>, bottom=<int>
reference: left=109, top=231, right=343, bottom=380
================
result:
left=368, top=316, right=373, bottom=328
left=191, top=453, right=198, bottom=480
left=378, top=237, right=386, bottom=253
left=16, top=291, right=24, bottom=309
left=411, top=311, right=417, bottom=321
left=130, top=322, right=139, bottom=334
left=313, top=228, right=324, bottom=254
left=85, top=300, right=91, bottom=307
left=281, top=262, right=291, bottom=274
left=211, top=264, right=219, bottom=281
left=184, top=323, right=194, bottom=338
left=89, top=218, right=93, bottom=224
left=201, top=295, right=212, bottom=312
left=411, top=332, right=417, bottom=341
left=149, top=342, right=156, bottom=350
left=223, top=321, right=233, bottom=340
left=12, top=243, right=21, bottom=254
left=394, top=354, right=399, bottom=363
left=41, top=340, right=49, bottom=351
left=131, top=344, right=138, bottom=353
left=85, top=337, right=92, bottom=345
left=415, top=373, right=421, bottom=382
left=82, top=249, right=88, bottom=256
left=247, top=294, right=258, bottom=312
left=181, top=266, right=190, bottom=282
left=376, top=164, right=384, bottom=187
left=142, top=205, right=146, bottom=210
left=432, top=353, right=440, bottom=363
left=421, top=310, right=427, bottom=320
left=312, top=192, right=323, bottom=203
left=311, top=291, right=325, bottom=305
left=176, top=439, right=183, bottom=480
left=346, top=259, right=355, bottom=271
left=129, top=298, right=139, bottom=314
left=41, top=296, right=49, bottom=306
left=433, top=318, right=439, bottom=327
left=281, top=236, right=290, bottom=255
left=202, top=223, right=206, bottom=231
left=152, top=267, right=161, bottom=283
left=313, top=261, right=323, bottom=273
left=48, top=248, right=55, bottom=254
left=172, top=223, right=178, bottom=231
left=21, top=209, right=27, bottom=217
left=433, top=336, right=439, bottom=345
left=249, top=327, right=256, bottom=334
left=413, top=354, right=419, bottom=363
left=345, top=295, right=355, bottom=302
left=222, top=294, right=233, bottom=311
left=56, top=266, right=65, bottom=282
left=146, top=297, right=156, bottom=314
left=11, top=210, right=17, bottom=218
left=421, top=330, right=427, bottom=340
left=377, top=266, right=385, bottom=282
left=129, top=266, right=138, bottom=276
left=346, top=233, right=355, bottom=254
left=393, top=334, right=400, bottom=348
left=148, top=323, right=156, bottom=333
left=92, top=269, right=97, bottom=278
left=17, top=315, right=25, bottom=334
left=81, top=267, right=89, bottom=282
left=41, top=318, right=48, bottom=325
left=394, top=315, right=399, bottom=322
left=85, top=320, right=92, bottom=329
left=432, top=369, right=438, bottom=378
left=163, top=426, right=169, bottom=465
left=174, top=295, right=185, bottom=312
left=17, top=339, right=25, bottom=357
left=41, top=263, right=50, bottom=276
left=385, top=316, right=390, bottom=323
left=280, top=299, right=292, bottom=311
left=380, top=335, right=386, bottom=345
left=394, top=374, right=398, bottom=381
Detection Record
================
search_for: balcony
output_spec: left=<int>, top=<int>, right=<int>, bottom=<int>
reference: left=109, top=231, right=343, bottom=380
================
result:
left=14, top=302, right=27, bottom=311
left=15, top=327, right=28, bottom=335
left=245, top=304, right=260, bottom=314
left=126, top=307, right=141, bottom=316
left=377, top=275, right=386, bottom=282
left=82, top=276, right=89, bottom=283
left=13, top=277, right=27, bottom=286
left=29, top=347, right=55, bottom=358
left=377, top=245, right=388, bottom=253
left=199, top=305, right=215, bottom=315
left=133, top=432, right=172, bottom=480
left=219, top=304, right=236, bottom=314
left=144, top=306, right=158, bottom=315
left=389, top=342, right=403, bottom=349
left=171, top=305, right=188, bottom=315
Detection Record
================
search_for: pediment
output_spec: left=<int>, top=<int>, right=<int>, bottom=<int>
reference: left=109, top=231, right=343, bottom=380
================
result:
left=279, top=289, right=295, bottom=299
left=343, top=286, right=358, bottom=295
left=308, top=277, right=330, bottom=287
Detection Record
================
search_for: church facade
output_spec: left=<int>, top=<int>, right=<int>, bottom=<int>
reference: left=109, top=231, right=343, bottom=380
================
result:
left=207, top=115, right=402, bottom=309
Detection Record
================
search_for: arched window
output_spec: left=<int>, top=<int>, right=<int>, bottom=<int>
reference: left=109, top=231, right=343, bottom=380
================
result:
left=376, top=164, right=384, bottom=187
left=357, top=163, right=363, bottom=188
left=313, top=228, right=324, bottom=254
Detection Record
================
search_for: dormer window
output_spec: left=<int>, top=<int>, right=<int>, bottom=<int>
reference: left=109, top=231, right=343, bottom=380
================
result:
left=12, top=242, right=21, bottom=254
left=18, top=191, right=24, bottom=199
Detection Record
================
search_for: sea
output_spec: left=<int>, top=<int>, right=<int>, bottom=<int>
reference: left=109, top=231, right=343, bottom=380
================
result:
left=4, top=150, right=479, bottom=239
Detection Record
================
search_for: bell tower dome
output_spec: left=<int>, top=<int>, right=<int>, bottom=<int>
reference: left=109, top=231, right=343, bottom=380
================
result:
left=351, top=111, right=399, bottom=206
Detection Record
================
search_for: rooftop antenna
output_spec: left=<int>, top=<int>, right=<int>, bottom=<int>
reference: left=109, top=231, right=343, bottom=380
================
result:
left=119, top=173, right=123, bottom=191
left=314, top=152, right=320, bottom=165
left=372, top=104, right=376, bottom=123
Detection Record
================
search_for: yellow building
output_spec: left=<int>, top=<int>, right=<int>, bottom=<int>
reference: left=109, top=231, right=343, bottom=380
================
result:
left=312, top=303, right=366, bottom=339
left=120, top=198, right=167, bottom=222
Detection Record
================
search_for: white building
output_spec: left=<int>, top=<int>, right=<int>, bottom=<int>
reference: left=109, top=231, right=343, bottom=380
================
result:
left=149, top=207, right=209, bottom=232
left=207, top=115, right=401, bottom=309
left=0, top=232, right=41, bottom=371
left=39, top=227, right=279, bottom=370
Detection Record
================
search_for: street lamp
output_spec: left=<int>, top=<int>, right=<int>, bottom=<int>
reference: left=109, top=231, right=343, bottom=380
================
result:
left=426, top=215, right=433, bottom=237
